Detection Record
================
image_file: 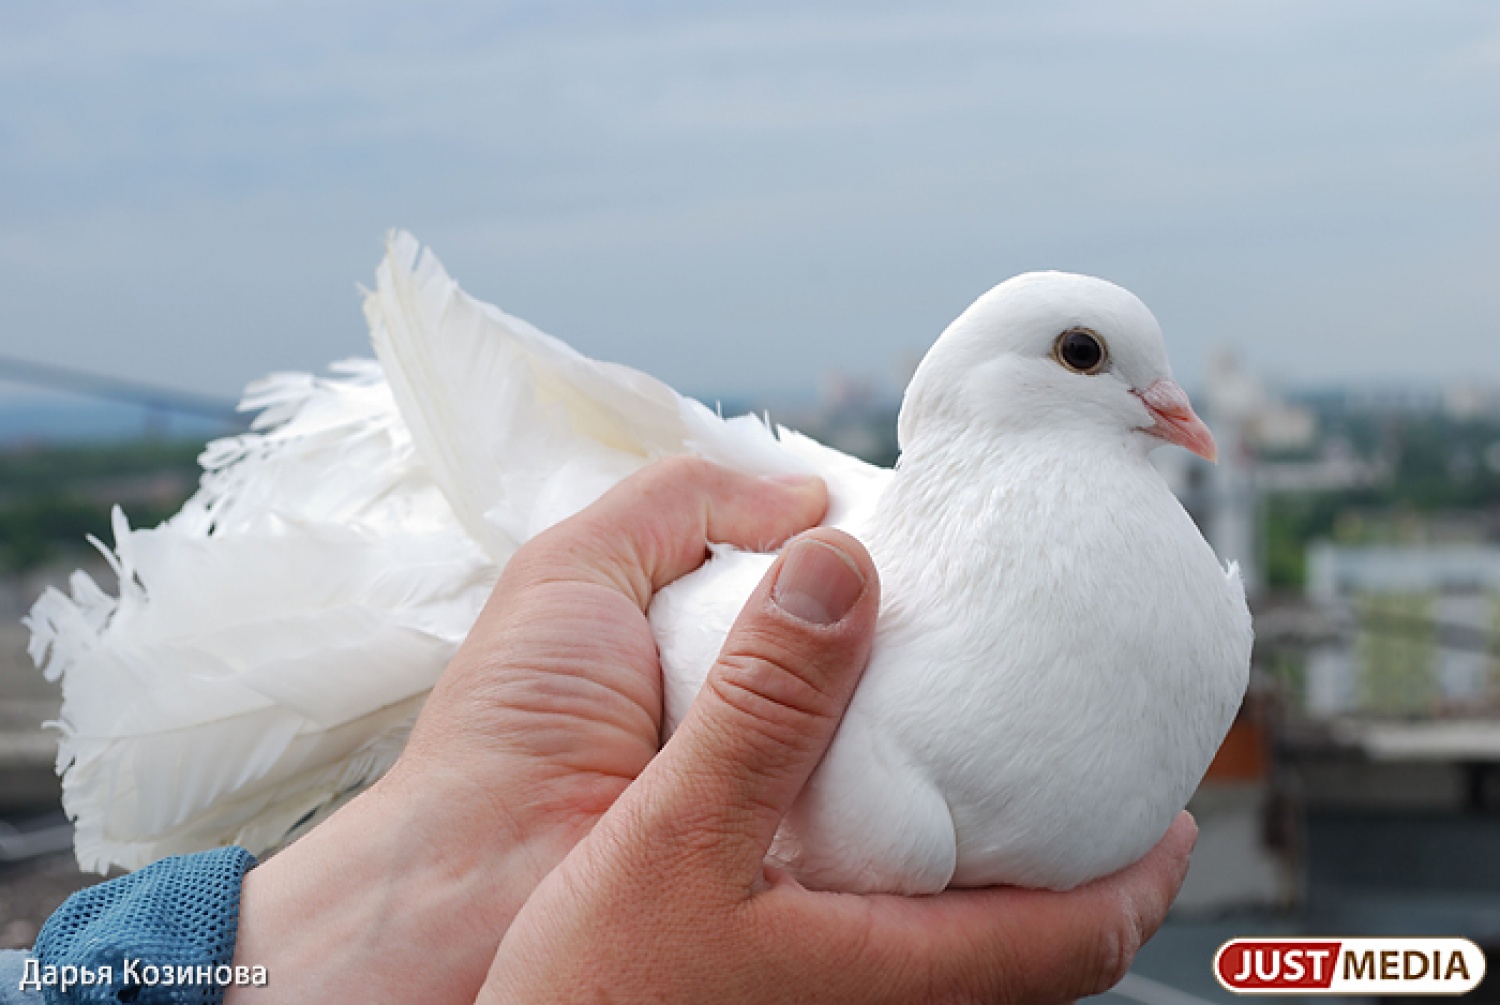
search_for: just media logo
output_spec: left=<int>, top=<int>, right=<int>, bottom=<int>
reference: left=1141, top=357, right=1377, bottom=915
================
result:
left=1215, top=938, right=1486, bottom=995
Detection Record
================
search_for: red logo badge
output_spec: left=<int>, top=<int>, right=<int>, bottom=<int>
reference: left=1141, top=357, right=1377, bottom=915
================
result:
left=1215, top=938, right=1485, bottom=995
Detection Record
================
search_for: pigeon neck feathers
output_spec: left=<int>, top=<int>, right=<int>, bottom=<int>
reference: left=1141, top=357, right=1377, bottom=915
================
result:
left=867, top=417, right=1175, bottom=600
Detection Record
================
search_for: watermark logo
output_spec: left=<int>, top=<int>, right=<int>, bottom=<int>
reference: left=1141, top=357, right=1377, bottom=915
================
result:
left=1215, top=938, right=1485, bottom=995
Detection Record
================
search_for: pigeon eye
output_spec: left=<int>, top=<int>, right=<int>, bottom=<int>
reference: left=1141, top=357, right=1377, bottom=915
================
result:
left=1053, top=328, right=1108, bottom=375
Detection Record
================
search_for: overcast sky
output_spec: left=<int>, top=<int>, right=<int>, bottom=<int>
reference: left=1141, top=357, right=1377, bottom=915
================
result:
left=2, top=0, right=1497, bottom=406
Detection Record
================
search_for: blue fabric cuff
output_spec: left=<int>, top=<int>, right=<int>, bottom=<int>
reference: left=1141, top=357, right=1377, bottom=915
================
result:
left=31, top=846, right=256, bottom=1005
left=0, top=951, right=43, bottom=1005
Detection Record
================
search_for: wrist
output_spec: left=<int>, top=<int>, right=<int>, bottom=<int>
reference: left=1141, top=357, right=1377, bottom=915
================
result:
left=226, top=768, right=561, bottom=1004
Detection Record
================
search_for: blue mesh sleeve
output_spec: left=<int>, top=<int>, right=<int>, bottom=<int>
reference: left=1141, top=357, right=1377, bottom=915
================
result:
left=32, top=846, right=256, bottom=1005
left=0, top=951, right=44, bottom=1004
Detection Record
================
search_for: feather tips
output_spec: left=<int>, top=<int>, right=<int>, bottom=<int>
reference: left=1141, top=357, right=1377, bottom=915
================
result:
left=25, top=362, right=493, bottom=872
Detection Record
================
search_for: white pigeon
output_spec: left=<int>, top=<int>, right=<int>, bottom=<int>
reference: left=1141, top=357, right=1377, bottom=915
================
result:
left=26, top=232, right=1251, bottom=892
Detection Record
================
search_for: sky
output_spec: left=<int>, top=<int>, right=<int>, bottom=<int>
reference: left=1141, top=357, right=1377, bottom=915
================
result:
left=1, top=0, right=1497, bottom=408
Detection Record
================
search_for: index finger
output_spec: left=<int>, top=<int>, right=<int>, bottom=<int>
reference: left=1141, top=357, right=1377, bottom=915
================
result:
left=505, top=456, right=828, bottom=610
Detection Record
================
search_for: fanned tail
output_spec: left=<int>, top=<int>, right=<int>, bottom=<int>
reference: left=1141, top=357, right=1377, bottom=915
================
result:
left=25, top=364, right=494, bottom=872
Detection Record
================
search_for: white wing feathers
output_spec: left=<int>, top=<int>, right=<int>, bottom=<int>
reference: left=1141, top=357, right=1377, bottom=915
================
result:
left=25, top=231, right=880, bottom=872
left=365, top=232, right=845, bottom=548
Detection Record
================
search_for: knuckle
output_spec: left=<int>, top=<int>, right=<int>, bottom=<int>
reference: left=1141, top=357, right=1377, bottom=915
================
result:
left=1083, top=899, right=1144, bottom=995
left=708, top=651, right=840, bottom=752
left=717, top=647, right=842, bottom=718
left=648, top=454, right=715, bottom=487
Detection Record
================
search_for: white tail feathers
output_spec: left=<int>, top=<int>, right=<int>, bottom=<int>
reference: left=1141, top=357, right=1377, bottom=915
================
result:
left=26, top=364, right=494, bottom=871
left=25, top=231, right=875, bottom=872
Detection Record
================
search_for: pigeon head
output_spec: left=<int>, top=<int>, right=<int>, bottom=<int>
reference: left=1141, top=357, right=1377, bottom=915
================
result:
left=898, top=271, right=1216, bottom=462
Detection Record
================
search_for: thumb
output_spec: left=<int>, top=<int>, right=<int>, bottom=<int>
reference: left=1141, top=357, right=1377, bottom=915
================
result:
left=644, top=529, right=880, bottom=888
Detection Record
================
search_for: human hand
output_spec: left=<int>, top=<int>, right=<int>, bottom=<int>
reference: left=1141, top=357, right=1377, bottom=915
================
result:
left=227, top=459, right=828, bottom=1003
left=481, top=526, right=1197, bottom=1003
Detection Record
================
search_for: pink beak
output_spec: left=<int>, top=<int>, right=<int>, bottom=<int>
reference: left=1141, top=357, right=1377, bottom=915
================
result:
left=1135, top=380, right=1218, bottom=463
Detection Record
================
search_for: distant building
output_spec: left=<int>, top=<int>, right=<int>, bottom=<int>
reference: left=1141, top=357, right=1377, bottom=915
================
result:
left=1305, top=544, right=1500, bottom=719
left=1444, top=383, right=1500, bottom=421
left=1156, top=350, right=1283, bottom=597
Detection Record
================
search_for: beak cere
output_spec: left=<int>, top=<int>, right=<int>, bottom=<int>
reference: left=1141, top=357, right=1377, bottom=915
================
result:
left=1136, top=380, right=1218, bottom=463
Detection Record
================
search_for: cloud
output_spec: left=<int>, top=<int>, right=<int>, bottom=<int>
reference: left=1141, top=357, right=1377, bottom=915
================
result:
left=0, top=0, right=1497, bottom=400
